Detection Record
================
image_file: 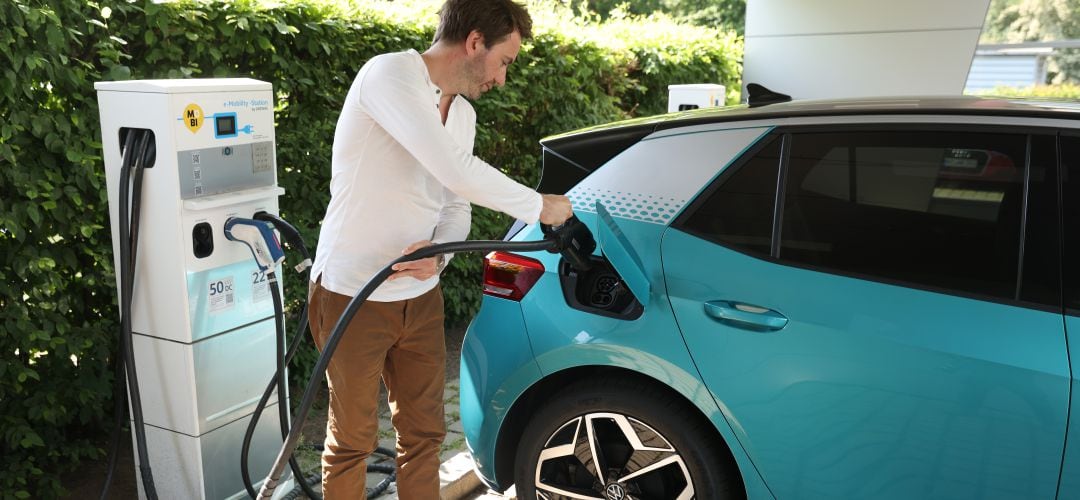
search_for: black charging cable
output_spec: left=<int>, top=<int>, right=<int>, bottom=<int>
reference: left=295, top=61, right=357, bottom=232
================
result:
left=256, top=217, right=595, bottom=497
left=99, top=130, right=137, bottom=500
left=220, top=213, right=319, bottom=499
left=239, top=291, right=322, bottom=499
left=100, top=128, right=158, bottom=500
left=240, top=214, right=396, bottom=499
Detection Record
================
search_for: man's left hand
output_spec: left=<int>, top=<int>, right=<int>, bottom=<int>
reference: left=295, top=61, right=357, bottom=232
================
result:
left=388, top=240, right=440, bottom=281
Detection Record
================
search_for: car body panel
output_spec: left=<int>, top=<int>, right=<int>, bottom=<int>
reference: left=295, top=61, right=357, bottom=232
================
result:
left=465, top=99, right=1080, bottom=499
left=461, top=123, right=772, bottom=491
left=460, top=221, right=773, bottom=498
left=1059, top=318, right=1080, bottom=499
left=662, top=228, right=1070, bottom=499
left=460, top=295, right=541, bottom=483
left=517, top=218, right=775, bottom=499
left=1058, top=132, right=1080, bottom=500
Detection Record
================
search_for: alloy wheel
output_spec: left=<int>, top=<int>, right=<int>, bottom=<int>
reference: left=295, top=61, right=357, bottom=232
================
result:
left=533, top=412, right=694, bottom=500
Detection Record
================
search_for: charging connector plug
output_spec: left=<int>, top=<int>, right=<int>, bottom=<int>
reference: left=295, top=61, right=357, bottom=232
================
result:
left=252, top=211, right=312, bottom=274
left=224, top=217, right=285, bottom=272
left=542, top=216, right=596, bottom=272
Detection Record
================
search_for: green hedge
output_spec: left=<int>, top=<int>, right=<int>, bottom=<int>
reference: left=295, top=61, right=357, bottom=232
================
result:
left=969, top=83, right=1080, bottom=100
left=0, top=0, right=740, bottom=496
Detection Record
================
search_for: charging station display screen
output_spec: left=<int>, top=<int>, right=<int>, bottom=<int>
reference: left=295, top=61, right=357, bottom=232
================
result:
left=215, top=115, right=236, bottom=137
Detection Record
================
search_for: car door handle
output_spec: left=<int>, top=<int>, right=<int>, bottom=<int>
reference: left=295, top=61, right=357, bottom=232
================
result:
left=703, top=301, right=788, bottom=331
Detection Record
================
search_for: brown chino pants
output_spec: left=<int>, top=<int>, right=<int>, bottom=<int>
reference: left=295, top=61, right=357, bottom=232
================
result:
left=308, top=278, right=446, bottom=499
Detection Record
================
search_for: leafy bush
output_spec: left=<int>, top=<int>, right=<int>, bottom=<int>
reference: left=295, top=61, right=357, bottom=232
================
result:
left=0, top=0, right=739, bottom=496
left=982, top=0, right=1080, bottom=84
left=1, top=2, right=134, bottom=497
left=971, top=83, right=1080, bottom=100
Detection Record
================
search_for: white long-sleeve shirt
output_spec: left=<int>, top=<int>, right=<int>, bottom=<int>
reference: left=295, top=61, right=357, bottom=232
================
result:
left=312, top=49, right=543, bottom=301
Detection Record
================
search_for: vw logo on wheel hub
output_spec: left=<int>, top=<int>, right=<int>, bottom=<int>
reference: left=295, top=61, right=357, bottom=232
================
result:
left=604, top=482, right=627, bottom=500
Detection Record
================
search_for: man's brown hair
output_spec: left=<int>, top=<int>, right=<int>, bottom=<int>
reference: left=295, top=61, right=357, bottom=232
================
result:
left=433, top=0, right=533, bottom=48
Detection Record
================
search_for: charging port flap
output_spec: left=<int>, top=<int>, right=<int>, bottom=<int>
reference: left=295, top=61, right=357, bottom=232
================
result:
left=596, top=202, right=650, bottom=306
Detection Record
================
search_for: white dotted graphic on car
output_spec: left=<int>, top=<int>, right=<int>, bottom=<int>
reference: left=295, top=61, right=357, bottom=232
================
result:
left=567, top=186, right=685, bottom=225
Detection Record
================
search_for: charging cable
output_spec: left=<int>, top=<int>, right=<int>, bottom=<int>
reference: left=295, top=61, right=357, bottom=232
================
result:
left=227, top=215, right=399, bottom=499
left=255, top=217, right=596, bottom=498
left=100, top=128, right=159, bottom=500
left=224, top=218, right=320, bottom=498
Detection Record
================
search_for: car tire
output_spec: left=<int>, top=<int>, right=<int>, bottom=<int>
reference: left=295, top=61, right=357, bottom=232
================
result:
left=514, top=377, right=743, bottom=500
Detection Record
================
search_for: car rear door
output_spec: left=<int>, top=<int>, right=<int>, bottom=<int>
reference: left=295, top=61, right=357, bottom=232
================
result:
left=662, top=125, right=1069, bottom=499
left=1057, top=131, right=1080, bottom=499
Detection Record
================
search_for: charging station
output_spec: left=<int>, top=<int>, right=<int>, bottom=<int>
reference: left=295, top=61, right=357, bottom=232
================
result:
left=95, top=78, right=295, bottom=499
left=667, top=83, right=726, bottom=112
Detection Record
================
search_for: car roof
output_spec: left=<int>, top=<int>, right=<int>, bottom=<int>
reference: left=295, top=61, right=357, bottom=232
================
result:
left=534, top=95, right=1080, bottom=195
left=543, top=95, right=1080, bottom=143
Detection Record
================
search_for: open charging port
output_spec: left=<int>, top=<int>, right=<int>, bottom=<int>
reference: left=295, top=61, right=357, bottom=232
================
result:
left=558, top=256, right=643, bottom=320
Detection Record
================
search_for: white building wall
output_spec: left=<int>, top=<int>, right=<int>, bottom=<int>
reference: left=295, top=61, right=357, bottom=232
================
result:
left=743, top=0, right=991, bottom=101
left=965, top=54, right=1043, bottom=92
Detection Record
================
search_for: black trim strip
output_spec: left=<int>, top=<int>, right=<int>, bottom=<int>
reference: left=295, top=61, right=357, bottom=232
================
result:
left=1016, top=134, right=1033, bottom=301
left=1055, top=132, right=1066, bottom=314
left=771, top=134, right=791, bottom=258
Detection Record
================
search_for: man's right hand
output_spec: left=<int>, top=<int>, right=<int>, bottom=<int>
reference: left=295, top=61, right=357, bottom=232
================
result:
left=539, top=194, right=573, bottom=226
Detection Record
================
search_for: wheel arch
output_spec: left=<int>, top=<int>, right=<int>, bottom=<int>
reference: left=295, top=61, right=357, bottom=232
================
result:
left=493, top=365, right=747, bottom=498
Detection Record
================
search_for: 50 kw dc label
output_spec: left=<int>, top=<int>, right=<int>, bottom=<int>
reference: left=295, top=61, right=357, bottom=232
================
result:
left=187, top=262, right=275, bottom=341
left=208, top=276, right=235, bottom=312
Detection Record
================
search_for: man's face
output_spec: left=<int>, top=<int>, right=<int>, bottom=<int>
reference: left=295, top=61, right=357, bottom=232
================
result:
left=462, top=30, right=521, bottom=100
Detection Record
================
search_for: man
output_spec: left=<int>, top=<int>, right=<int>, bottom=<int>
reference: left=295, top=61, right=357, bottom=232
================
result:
left=307, top=0, right=573, bottom=497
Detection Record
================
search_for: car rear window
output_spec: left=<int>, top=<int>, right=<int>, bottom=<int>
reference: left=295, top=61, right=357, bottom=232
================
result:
left=779, top=130, right=1027, bottom=299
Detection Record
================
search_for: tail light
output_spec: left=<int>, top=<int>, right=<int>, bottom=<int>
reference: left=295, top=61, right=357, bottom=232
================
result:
left=483, top=251, right=545, bottom=301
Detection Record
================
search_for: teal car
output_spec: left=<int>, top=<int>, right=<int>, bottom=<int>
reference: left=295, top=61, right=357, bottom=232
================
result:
left=461, top=96, right=1080, bottom=499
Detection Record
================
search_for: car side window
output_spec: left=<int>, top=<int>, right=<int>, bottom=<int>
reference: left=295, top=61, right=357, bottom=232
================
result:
left=1060, top=134, right=1080, bottom=312
left=779, top=130, right=1027, bottom=299
left=676, top=134, right=782, bottom=257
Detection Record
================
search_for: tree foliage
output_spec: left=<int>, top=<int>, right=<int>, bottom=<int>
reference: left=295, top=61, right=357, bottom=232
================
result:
left=584, top=0, right=745, bottom=32
left=984, top=0, right=1080, bottom=83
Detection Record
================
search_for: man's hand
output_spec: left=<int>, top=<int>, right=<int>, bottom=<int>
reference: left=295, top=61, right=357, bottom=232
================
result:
left=539, top=194, right=573, bottom=226
left=389, top=240, right=440, bottom=281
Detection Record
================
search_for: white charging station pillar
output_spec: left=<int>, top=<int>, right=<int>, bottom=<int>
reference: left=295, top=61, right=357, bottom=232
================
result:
left=667, top=83, right=726, bottom=112
left=95, top=78, right=295, bottom=499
